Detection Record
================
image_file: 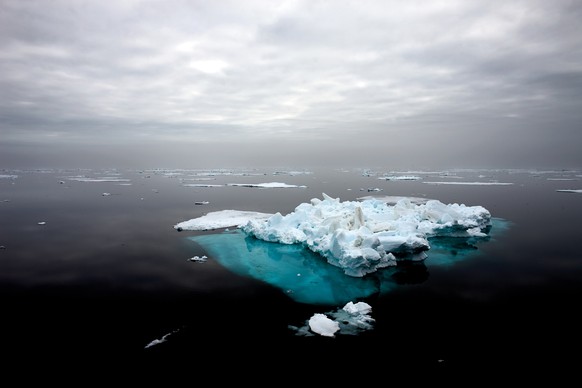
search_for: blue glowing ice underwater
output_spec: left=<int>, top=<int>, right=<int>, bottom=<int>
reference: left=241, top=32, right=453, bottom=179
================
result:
left=188, top=218, right=508, bottom=306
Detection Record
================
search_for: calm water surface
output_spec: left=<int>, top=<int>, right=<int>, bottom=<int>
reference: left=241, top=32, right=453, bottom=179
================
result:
left=1, top=167, right=581, bottom=381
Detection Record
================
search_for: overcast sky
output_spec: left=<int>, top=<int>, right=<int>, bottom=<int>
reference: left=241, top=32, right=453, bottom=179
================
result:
left=1, top=0, right=581, bottom=169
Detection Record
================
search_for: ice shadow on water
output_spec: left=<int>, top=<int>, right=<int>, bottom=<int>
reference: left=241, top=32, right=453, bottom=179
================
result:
left=188, top=218, right=509, bottom=306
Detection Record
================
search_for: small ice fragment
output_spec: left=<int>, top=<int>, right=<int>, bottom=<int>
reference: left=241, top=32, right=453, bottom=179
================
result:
left=144, top=328, right=180, bottom=349
left=102, top=192, right=111, bottom=196
left=187, top=255, right=208, bottom=263
left=195, top=201, right=210, bottom=205
left=343, top=301, right=372, bottom=315
left=309, top=313, right=340, bottom=337
left=38, top=221, right=46, bottom=225
left=144, top=338, right=164, bottom=348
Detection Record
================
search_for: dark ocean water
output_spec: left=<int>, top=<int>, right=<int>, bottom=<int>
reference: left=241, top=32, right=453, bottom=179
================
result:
left=1, top=167, right=581, bottom=382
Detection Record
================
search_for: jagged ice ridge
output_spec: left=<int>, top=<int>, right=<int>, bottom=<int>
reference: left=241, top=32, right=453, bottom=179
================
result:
left=241, top=193, right=492, bottom=277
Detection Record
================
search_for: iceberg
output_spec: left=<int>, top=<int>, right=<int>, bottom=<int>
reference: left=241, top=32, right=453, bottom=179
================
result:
left=241, top=193, right=492, bottom=277
left=179, top=193, right=502, bottom=306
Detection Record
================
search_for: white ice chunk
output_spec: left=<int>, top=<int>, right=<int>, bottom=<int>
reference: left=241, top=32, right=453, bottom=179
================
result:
left=242, top=193, right=491, bottom=277
left=308, top=313, right=340, bottom=337
left=292, top=301, right=375, bottom=337
left=226, top=182, right=307, bottom=188
left=175, top=210, right=273, bottom=231
left=343, top=301, right=372, bottom=315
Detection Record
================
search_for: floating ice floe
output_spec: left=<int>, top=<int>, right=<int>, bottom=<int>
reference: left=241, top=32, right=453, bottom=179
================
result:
left=182, top=182, right=307, bottom=189
left=183, top=183, right=223, bottom=187
left=66, top=176, right=131, bottom=183
left=177, top=193, right=493, bottom=278
left=423, top=181, right=513, bottom=185
left=309, top=314, right=339, bottom=337
left=226, top=182, right=307, bottom=188
left=241, top=193, right=492, bottom=277
left=178, top=193, right=503, bottom=304
left=144, top=328, right=181, bottom=349
left=377, top=175, right=422, bottom=181
left=175, top=209, right=272, bottom=231
left=290, top=301, right=375, bottom=337
left=187, top=255, right=208, bottom=263
left=361, top=187, right=383, bottom=192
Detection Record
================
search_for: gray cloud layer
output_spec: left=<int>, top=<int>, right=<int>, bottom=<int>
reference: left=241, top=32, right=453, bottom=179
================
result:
left=1, top=0, right=581, bottom=168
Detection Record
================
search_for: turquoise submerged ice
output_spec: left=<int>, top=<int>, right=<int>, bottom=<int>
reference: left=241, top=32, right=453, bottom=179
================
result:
left=190, top=229, right=385, bottom=305
left=241, top=193, right=492, bottom=277
left=181, top=193, right=498, bottom=305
